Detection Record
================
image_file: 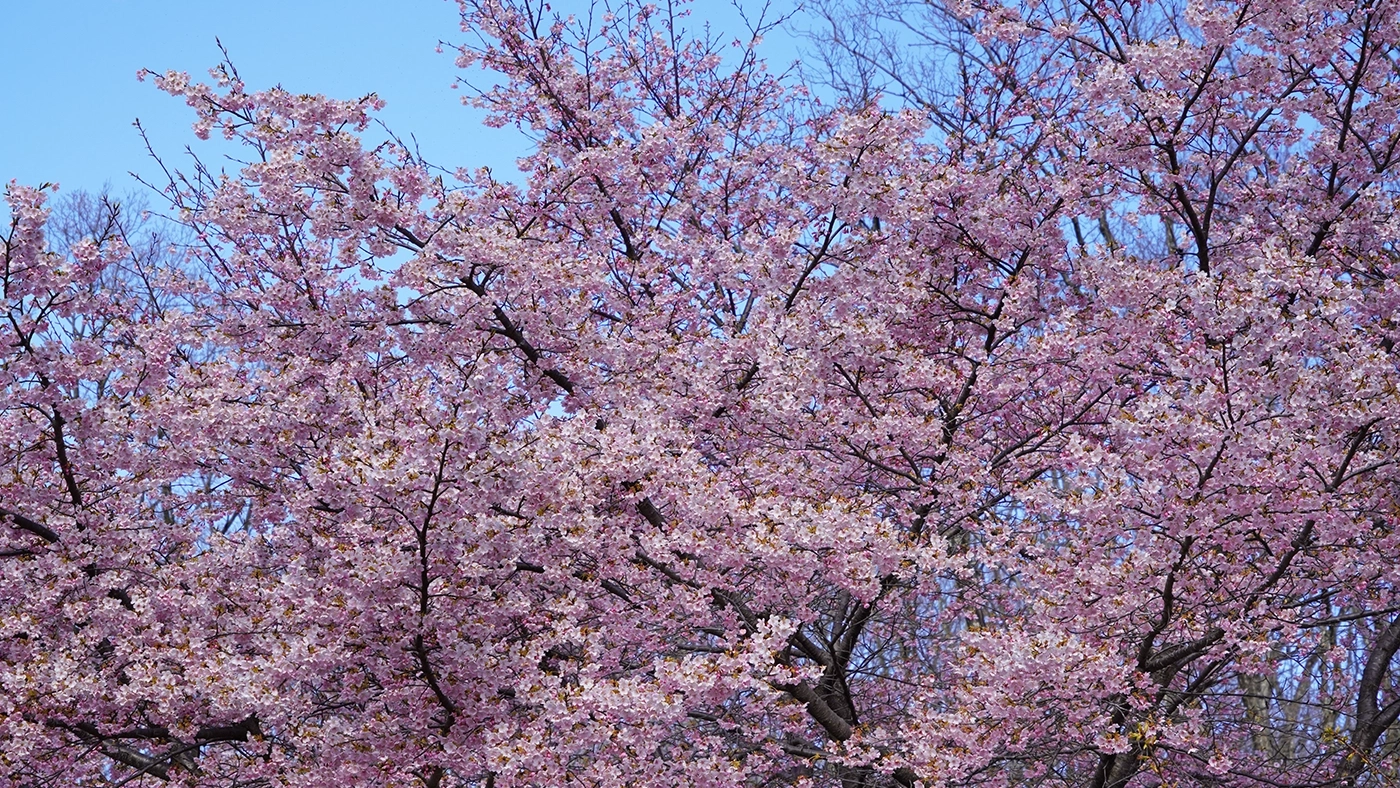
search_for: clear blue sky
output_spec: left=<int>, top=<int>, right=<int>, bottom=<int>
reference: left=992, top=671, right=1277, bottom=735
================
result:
left=1, top=1, right=803, bottom=201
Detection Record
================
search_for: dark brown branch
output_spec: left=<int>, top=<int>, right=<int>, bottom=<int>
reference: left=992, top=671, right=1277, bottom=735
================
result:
left=1345, top=614, right=1400, bottom=777
left=1, top=507, right=60, bottom=544
left=413, top=633, right=459, bottom=733
left=773, top=679, right=853, bottom=741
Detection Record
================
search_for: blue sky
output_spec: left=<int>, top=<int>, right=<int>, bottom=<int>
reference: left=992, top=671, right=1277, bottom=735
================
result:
left=2, top=1, right=803, bottom=202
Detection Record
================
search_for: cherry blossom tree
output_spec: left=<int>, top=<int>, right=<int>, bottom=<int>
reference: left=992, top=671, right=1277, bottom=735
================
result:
left=4, top=0, right=1400, bottom=786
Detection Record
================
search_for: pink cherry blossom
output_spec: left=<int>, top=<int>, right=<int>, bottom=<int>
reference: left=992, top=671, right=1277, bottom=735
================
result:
left=5, top=1, right=1400, bottom=786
